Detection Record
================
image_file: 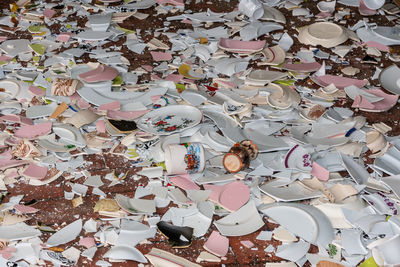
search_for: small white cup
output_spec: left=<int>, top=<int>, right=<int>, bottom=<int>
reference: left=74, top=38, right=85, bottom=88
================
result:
left=239, top=0, right=264, bottom=20
left=363, top=0, right=385, bottom=10
left=164, top=143, right=205, bottom=175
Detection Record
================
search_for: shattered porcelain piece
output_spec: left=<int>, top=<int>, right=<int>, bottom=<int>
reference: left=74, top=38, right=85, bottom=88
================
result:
left=203, top=231, right=229, bottom=257
left=266, top=83, right=301, bottom=109
left=379, top=64, right=400, bottom=95
left=103, top=245, right=147, bottom=263
left=137, top=105, right=202, bottom=135
left=238, top=0, right=264, bottom=20
left=46, top=219, right=82, bottom=247
left=145, top=248, right=202, bottom=267
left=214, top=200, right=264, bottom=236
left=115, top=194, right=156, bottom=214
left=246, top=69, right=287, bottom=85
left=260, top=6, right=286, bottom=23
left=259, top=45, right=286, bottom=65
left=298, top=22, right=349, bottom=48
left=218, top=38, right=266, bottom=54
left=260, top=203, right=318, bottom=243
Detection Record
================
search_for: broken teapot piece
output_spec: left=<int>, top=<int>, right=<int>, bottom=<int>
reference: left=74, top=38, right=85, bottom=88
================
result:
left=223, top=140, right=258, bottom=173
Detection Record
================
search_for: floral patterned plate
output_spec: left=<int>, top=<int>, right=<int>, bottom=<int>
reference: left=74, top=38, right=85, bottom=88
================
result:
left=137, top=105, right=202, bottom=135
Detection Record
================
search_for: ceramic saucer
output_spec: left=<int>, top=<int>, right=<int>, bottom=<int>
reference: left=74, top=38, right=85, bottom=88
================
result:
left=298, top=22, right=349, bottom=48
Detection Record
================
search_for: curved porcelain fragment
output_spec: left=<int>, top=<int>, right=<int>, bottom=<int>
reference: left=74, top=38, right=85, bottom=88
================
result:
left=103, top=245, right=147, bottom=263
left=145, top=248, right=202, bottom=267
left=260, top=204, right=318, bottom=243
left=214, top=200, right=264, bottom=236
left=379, top=65, right=400, bottom=95
left=260, top=6, right=286, bottom=23
left=46, top=219, right=82, bottom=247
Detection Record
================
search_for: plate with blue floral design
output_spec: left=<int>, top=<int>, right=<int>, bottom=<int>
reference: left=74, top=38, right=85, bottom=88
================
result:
left=137, top=105, right=203, bottom=135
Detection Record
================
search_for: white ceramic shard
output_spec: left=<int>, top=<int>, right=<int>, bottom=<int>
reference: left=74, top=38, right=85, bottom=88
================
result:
left=103, top=245, right=147, bottom=263
left=46, top=219, right=82, bottom=247
left=214, top=200, right=264, bottom=236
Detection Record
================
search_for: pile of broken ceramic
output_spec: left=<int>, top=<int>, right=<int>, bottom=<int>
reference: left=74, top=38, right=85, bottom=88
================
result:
left=1, top=0, right=400, bottom=266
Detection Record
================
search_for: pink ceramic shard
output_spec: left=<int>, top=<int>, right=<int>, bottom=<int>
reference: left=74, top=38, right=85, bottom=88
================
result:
left=43, top=8, right=56, bottom=19
left=312, top=162, right=330, bottom=181
left=203, top=184, right=226, bottom=203
left=165, top=74, right=183, bottom=83
left=204, top=231, right=229, bottom=257
left=219, top=181, right=250, bottom=211
left=282, top=62, right=322, bottom=72
left=98, top=101, right=120, bottom=111
left=107, top=110, right=149, bottom=120
left=312, top=75, right=368, bottom=89
left=14, top=204, right=38, bottom=214
left=28, top=85, right=46, bottom=96
left=0, top=55, right=12, bottom=61
left=79, top=65, right=119, bottom=83
left=0, top=36, right=7, bottom=42
left=170, top=174, right=200, bottom=190
left=22, top=163, right=48, bottom=180
left=77, top=98, right=91, bottom=109
left=79, top=237, right=96, bottom=248
left=0, top=114, right=33, bottom=125
left=0, top=246, right=16, bottom=259
left=150, top=51, right=173, bottom=61
left=240, top=240, right=254, bottom=248
left=57, top=33, right=73, bottom=42
left=364, top=41, right=389, bottom=52
left=96, top=120, right=106, bottom=133
left=0, top=150, right=28, bottom=170
left=14, top=122, right=52, bottom=139
left=352, top=89, right=398, bottom=112
left=218, top=38, right=266, bottom=53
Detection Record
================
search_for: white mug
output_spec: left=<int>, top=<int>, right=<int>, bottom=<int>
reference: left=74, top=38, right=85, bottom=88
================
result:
left=238, top=0, right=264, bottom=20
left=164, top=143, right=205, bottom=175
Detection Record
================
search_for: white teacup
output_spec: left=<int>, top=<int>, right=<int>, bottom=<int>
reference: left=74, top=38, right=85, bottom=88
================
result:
left=164, top=143, right=205, bottom=175
left=239, top=0, right=264, bottom=20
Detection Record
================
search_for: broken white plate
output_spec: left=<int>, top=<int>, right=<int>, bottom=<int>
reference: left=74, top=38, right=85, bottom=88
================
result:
left=260, top=203, right=318, bottom=243
left=46, top=219, right=82, bottom=247
left=259, top=180, right=323, bottom=202
left=145, top=248, right=202, bottom=267
left=0, top=222, right=41, bottom=241
left=0, top=80, right=20, bottom=100
left=52, top=124, right=86, bottom=148
left=260, top=6, right=286, bottom=23
left=245, top=69, right=287, bottom=86
left=75, top=30, right=113, bottom=41
left=115, top=194, right=156, bottom=214
left=275, top=239, right=310, bottom=262
left=214, top=200, right=264, bottom=236
left=137, top=105, right=202, bottom=135
left=103, top=245, right=147, bottom=263
left=341, top=153, right=369, bottom=184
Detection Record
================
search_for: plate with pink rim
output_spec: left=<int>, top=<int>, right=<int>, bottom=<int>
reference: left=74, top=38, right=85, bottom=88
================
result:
left=218, top=38, right=266, bottom=54
left=137, top=105, right=203, bottom=135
